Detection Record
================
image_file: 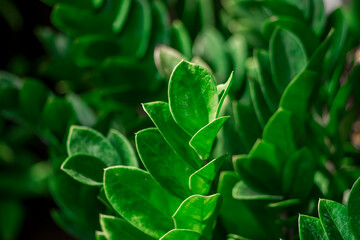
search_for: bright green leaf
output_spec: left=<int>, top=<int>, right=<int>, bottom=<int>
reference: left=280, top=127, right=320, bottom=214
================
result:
left=107, top=129, right=138, bottom=167
left=104, top=166, right=181, bottom=239
left=169, top=60, right=218, bottom=136
left=190, top=116, right=229, bottom=159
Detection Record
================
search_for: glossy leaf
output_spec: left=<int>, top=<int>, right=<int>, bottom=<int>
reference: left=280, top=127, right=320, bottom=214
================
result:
left=107, top=129, right=138, bottom=167
left=100, top=215, right=154, bottom=240
left=189, top=154, right=228, bottom=195
left=142, top=101, right=200, bottom=168
left=67, top=126, right=121, bottom=166
left=173, top=194, right=222, bottom=236
left=169, top=61, right=218, bottom=136
left=318, top=199, right=355, bottom=240
left=348, top=177, right=360, bottom=239
left=190, top=117, right=229, bottom=159
left=217, top=73, right=233, bottom=117
left=299, top=215, right=328, bottom=240
left=136, top=128, right=194, bottom=198
left=160, top=229, right=203, bottom=240
left=104, top=166, right=181, bottom=238
left=61, top=154, right=106, bottom=186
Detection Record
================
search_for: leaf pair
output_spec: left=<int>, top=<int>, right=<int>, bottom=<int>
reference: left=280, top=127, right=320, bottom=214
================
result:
left=299, top=177, right=360, bottom=240
left=61, top=126, right=138, bottom=186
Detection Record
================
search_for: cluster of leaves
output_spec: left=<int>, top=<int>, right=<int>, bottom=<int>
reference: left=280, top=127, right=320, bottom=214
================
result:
left=1, top=0, right=360, bottom=239
left=62, top=61, right=232, bottom=239
left=299, top=176, right=360, bottom=240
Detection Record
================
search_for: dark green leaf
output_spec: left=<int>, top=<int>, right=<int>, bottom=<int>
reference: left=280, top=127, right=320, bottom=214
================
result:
left=232, top=181, right=283, bottom=201
left=347, top=177, right=360, bottom=239
left=280, top=70, right=319, bottom=121
left=270, top=27, right=307, bottom=93
left=282, top=147, right=315, bottom=198
left=61, top=154, right=106, bottom=186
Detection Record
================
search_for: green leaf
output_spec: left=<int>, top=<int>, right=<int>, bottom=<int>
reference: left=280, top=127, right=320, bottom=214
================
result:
left=310, top=0, right=326, bottom=36
left=270, top=27, right=307, bottom=93
left=263, top=16, right=319, bottom=56
left=19, top=79, right=49, bottom=123
left=154, top=45, right=186, bottom=79
left=217, top=73, right=233, bottom=117
left=67, top=126, right=121, bottom=166
left=347, top=177, right=360, bottom=239
left=232, top=99, right=262, bottom=151
left=189, top=154, right=227, bottom=195
left=42, top=96, right=74, bottom=139
left=51, top=4, right=111, bottom=37
left=170, top=20, right=192, bottom=59
left=107, top=129, right=138, bottom=167
left=66, top=93, right=97, bottom=127
left=160, top=229, right=203, bottom=240
left=263, top=109, right=301, bottom=156
left=116, top=0, right=152, bottom=59
left=173, top=194, right=222, bottom=236
left=280, top=70, right=319, bottom=120
left=96, top=231, right=107, bottom=240
left=248, top=139, right=283, bottom=174
left=226, top=34, right=247, bottom=91
left=267, top=199, right=301, bottom=208
left=234, top=155, right=279, bottom=193
left=299, top=215, right=328, bottom=240
left=104, top=166, right=181, bottom=238
left=0, top=71, right=21, bottom=109
left=217, top=172, right=270, bottom=239
left=193, top=27, right=229, bottom=83
left=135, top=128, right=194, bottom=198
left=282, top=147, right=315, bottom=198
left=318, top=199, right=355, bottom=240
left=169, top=60, right=218, bottom=136
left=61, top=154, right=106, bottom=186
left=112, top=0, right=131, bottom=33
left=189, top=116, right=229, bottom=159
left=254, top=49, right=279, bottom=112
left=100, top=215, right=154, bottom=240
left=0, top=201, right=23, bottom=240
left=232, top=181, right=283, bottom=201
left=142, top=101, right=200, bottom=168
left=248, top=75, right=272, bottom=128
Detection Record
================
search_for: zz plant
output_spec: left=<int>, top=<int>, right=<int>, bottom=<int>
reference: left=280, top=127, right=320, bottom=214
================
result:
left=62, top=61, right=232, bottom=239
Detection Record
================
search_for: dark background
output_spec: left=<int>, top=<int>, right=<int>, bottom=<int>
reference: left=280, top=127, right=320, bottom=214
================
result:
left=1, top=0, right=75, bottom=239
